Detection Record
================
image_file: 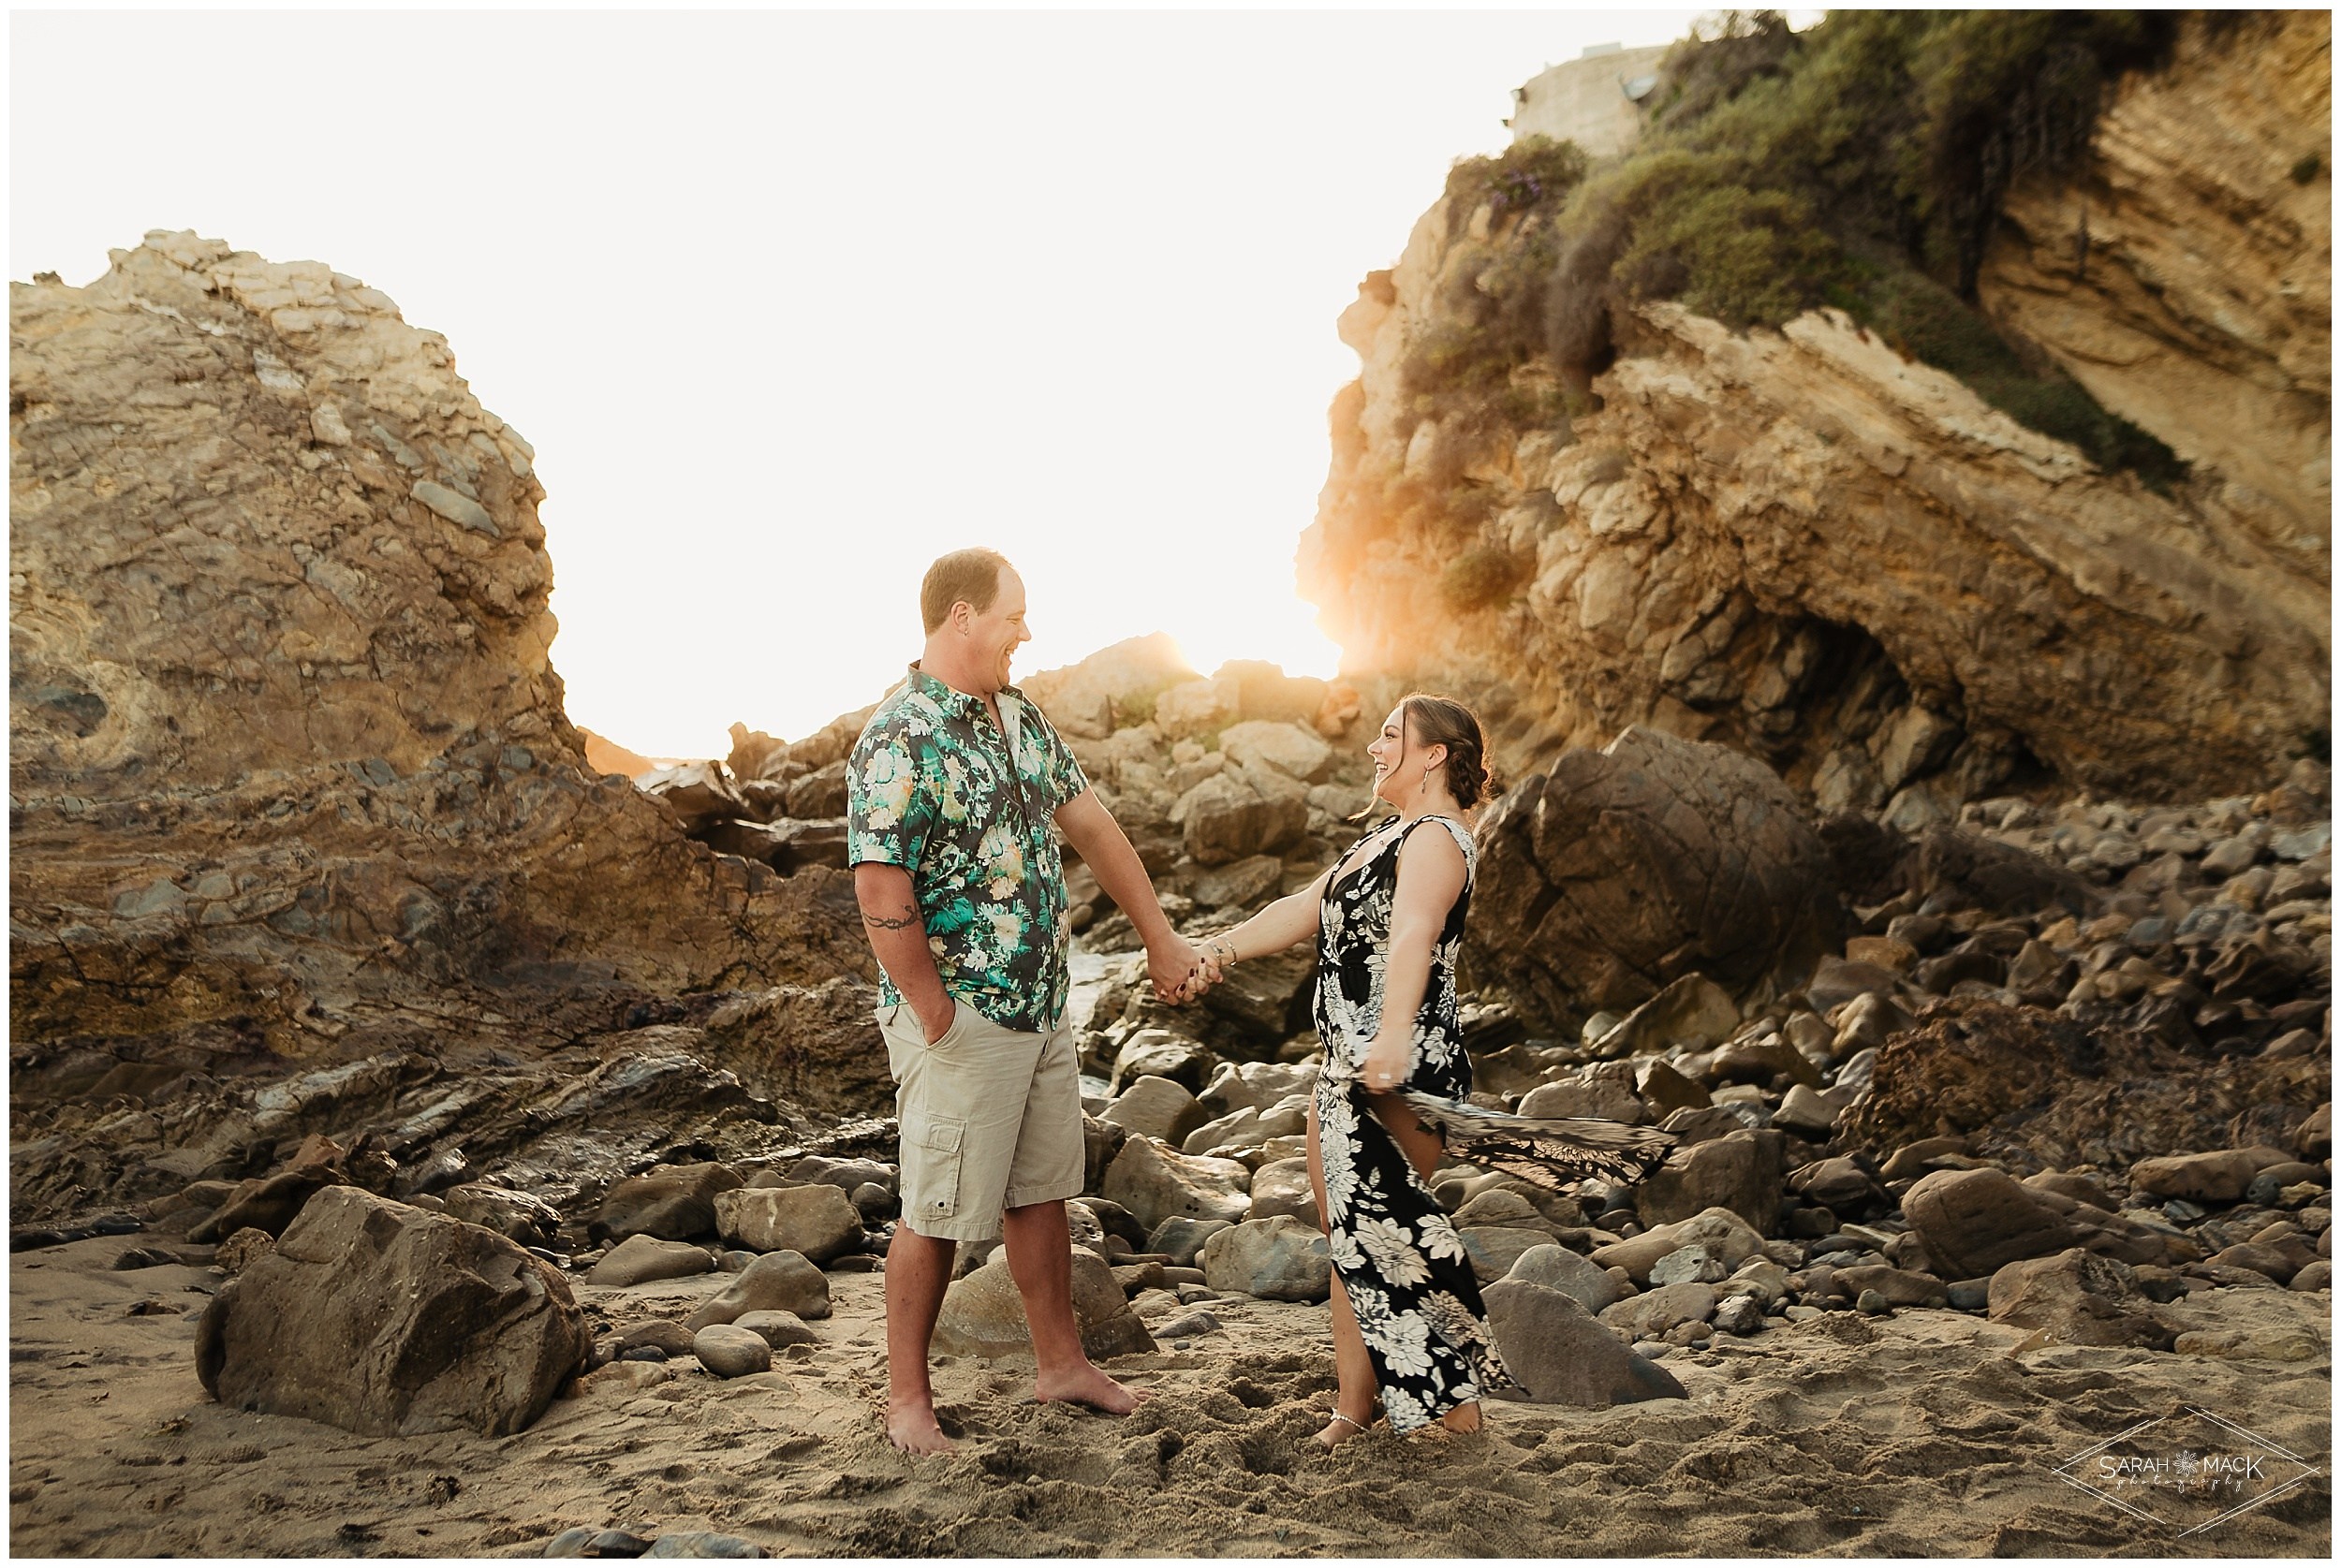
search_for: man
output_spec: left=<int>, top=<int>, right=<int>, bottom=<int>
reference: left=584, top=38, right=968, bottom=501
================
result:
left=846, top=547, right=1203, bottom=1455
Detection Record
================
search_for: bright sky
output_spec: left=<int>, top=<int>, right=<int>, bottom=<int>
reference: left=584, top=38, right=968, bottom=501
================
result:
left=11, top=4, right=1704, bottom=758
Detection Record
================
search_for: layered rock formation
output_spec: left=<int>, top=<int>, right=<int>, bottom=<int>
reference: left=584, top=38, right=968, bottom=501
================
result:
left=10, top=233, right=873, bottom=1218
left=1300, top=13, right=2330, bottom=811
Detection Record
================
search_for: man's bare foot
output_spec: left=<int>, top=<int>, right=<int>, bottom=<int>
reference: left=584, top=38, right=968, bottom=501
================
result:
left=1034, top=1362, right=1147, bottom=1414
left=885, top=1399, right=956, bottom=1455
left=1315, top=1407, right=1378, bottom=1450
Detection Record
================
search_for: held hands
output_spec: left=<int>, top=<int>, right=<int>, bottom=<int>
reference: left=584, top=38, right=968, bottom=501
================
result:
left=1148, top=933, right=1232, bottom=1004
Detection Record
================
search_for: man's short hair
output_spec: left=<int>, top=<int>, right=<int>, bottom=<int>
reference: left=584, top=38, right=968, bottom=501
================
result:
left=920, top=548, right=1012, bottom=635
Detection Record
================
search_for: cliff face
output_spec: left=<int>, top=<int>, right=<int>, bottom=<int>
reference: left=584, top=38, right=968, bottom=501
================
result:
left=1301, top=14, right=2330, bottom=813
left=9, top=233, right=867, bottom=1063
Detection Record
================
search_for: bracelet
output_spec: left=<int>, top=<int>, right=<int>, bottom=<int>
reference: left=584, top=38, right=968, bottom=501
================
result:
left=1209, top=936, right=1238, bottom=967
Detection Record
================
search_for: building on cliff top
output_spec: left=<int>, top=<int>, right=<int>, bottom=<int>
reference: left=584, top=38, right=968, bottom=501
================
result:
left=1506, top=41, right=1670, bottom=157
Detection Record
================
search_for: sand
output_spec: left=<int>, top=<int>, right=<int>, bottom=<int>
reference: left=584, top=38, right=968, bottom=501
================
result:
left=8, top=1236, right=2331, bottom=1557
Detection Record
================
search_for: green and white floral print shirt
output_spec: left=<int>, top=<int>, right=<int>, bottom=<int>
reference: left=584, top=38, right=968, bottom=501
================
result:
left=846, top=663, right=1090, bottom=1032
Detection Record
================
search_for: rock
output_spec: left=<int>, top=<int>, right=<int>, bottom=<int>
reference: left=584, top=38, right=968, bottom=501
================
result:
left=1804, top=958, right=1907, bottom=1016
left=1194, top=949, right=1319, bottom=1047
left=595, top=1165, right=745, bottom=1243
left=1018, top=634, right=1198, bottom=739
left=690, top=1325, right=773, bottom=1379
left=1636, top=1128, right=1784, bottom=1233
left=440, top=1183, right=564, bottom=1250
left=2128, top=1150, right=2262, bottom=1205
left=685, top=1250, right=830, bottom=1329
left=1789, top=1156, right=1885, bottom=1217
left=1191, top=855, right=1286, bottom=910
left=1519, top=1074, right=1648, bottom=1123
left=1174, top=771, right=1309, bottom=867
left=1829, top=1264, right=1948, bottom=1307
left=543, top=1526, right=597, bottom=1556
left=1845, top=935, right=1917, bottom=974
left=1108, top=1031, right=1218, bottom=1095
left=1220, top=720, right=1335, bottom=784
left=933, top=1249, right=1156, bottom=1359
left=1830, top=991, right=1915, bottom=1056
left=1904, top=1168, right=2083, bottom=1281
left=712, top=1184, right=864, bottom=1264
left=2296, top=1103, right=2332, bottom=1158
left=1707, top=1033, right=1824, bottom=1090
left=110, top=1246, right=178, bottom=1270
left=586, top=1236, right=714, bottom=1288
left=1855, top=1289, right=1892, bottom=1316
left=1593, top=1206, right=1769, bottom=1283
left=1098, top=1138, right=1250, bottom=1233
left=187, top=1167, right=346, bottom=1244
left=642, top=1531, right=764, bottom=1558
left=2024, top=1171, right=2118, bottom=1213
left=1156, top=1309, right=1222, bottom=1340
left=1773, top=1084, right=1846, bottom=1138
left=1244, top=1158, right=1318, bottom=1224
left=1484, top=1279, right=1686, bottom=1405
left=618, top=1321, right=699, bottom=1356
left=1586, top=974, right=1743, bottom=1060
left=1145, top=1216, right=1233, bottom=1268
left=1197, top=1060, right=1318, bottom=1119
left=1650, top=1244, right=1728, bottom=1286
left=2204, top=1243, right=2302, bottom=1284
left=2290, top=1259, right=2332, bottom=1292
left=214, top=1227, right=276, bottom=1275
left=1200, top=1215, right=1332, bottom=1301
left=1471, top=728, right=1841, bottom=1024
left=197, top=1187, right=588, bottom=1437
left=1099, top=1076, right=1208, bottom=1148
left=1913, top=828, right=2095, bottom=918
left=1988, top=1248, right=2176, bottom=1350
left=1505, top=1243, right=1623, bottom=1313
left=1599, top=1281, right=1718, bottom=1340
left=1634, top=1059, right=1711, bottom=1114
left=1712, top=1294, right=1767, bottom=1335
left=572, top=1361, right=674, bottom=1397
left=1459, top=1226, right=1559, bottom=1283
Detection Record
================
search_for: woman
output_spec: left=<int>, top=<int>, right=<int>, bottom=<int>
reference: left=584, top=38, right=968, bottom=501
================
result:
left=1185, top=696, right=1672, bottom=1448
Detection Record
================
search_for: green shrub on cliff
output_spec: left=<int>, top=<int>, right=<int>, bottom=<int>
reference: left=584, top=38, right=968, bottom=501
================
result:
left=1406, top=8, right=2189, bottom=490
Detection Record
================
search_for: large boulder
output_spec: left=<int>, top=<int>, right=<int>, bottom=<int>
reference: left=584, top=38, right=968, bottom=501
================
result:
left=195, top=1187, right=588, bottom=1437
left=1200, top=1216, right=1332, bottom=1301
left=440, top=1183, right=564, bottom=1250
left=1172, top=772, right=1309, bottom=867
left=1903, top=1168, right=2085, bottom=1281
left=698, top=977, right=891, bottom=1118
left=1484, top=1279, right=1686, bottom=1406
left=1244, top=1158, right=1318, bottom=1224
left=1018, top=634, right=1198, bottom=740
left=1987, top=1248, right=2177, bottom=1350
left=1098, top=1076, right=1207, bottom=1148
left=1585, top=975, right=1741, bottom=1061
left=933, top=1249, right=1156, bottom=1359
left=1507, top=1243, right=1624, bottom=1314
left=712, top=1184, right=864, bottom=1263
left=1635, top=1129, right=1784, bottom=1234
left=1098, top=1138, right=1250, bottom=1233
left=186, top=1167, right=346, bottom=1244
left=594, top=1164, right=744, bottom=1243
left=585, top=1235, right=714, bottom=1288
left=1472, top=728, right=1842, bottom=1025
left=685, top=1249, right=830, bottom=1328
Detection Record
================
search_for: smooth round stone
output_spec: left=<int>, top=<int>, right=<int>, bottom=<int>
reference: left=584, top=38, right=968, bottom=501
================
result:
left=1856, top=1289, right=1892, bottom=1315
left=618, top=1344, right=668, bottom=1363
left=732, top=1310, right=818, bottom=1350
left=719, top=1251, right=758, bottom=1273
left=542, top=1526, right=596, bottom=1557
left=692, top=1324, right=773, bottom=1378
left=585, top=1529, right=653, bottom=1557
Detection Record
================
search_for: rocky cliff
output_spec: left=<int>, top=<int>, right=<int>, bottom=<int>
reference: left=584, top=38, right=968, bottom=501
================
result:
left=10, top=233, right=872, bottom=1215
left=1300, top=12, right=2330, bottom=815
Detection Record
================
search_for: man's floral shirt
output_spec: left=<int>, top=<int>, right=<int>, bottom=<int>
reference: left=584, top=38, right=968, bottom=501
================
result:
left=847, top=664, right=1089, bottom=1031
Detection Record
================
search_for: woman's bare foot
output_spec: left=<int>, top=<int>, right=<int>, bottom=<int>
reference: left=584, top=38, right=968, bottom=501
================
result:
left=884, top=1398, right=957, bottom=1455
left=1034, top=1362, right=1146, bottom=1414
left=1428, top=1400, right=1482, bottom=1438
left=1315, top=1406, right=1379, bottom=1449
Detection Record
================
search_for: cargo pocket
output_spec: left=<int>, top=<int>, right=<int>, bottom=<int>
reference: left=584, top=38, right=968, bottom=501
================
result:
left=915, top=1114, right=966, bottom=1221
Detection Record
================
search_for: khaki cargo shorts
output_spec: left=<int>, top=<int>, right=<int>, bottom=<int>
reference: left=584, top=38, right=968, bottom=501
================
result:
left=876, top=997, right=1084, bottom=1244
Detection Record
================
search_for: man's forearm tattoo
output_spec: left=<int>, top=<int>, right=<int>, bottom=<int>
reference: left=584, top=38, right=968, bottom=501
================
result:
left=862, top=905, right=920, bottom=931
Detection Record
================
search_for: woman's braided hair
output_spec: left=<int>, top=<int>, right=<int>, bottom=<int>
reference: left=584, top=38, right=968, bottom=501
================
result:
left=1400, top=693, right=1492, bottom=809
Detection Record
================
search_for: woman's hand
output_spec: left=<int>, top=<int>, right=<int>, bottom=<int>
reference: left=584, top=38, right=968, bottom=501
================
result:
left=1175, top=938, right=1229, bottom=1003
left=1360, top=1031, right=1411, bottom=1093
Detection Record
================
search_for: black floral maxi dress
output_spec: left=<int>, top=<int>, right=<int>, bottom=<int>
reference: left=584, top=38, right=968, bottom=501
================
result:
left=1311, top=813, right=1676, bottom=1433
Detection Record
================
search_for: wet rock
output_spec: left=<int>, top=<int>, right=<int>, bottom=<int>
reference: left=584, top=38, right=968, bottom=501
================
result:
left=198, top=1187, right=589, bottom=1437
left=1472, top=727, right=1842, bottom=1024
left=1098, top=1138, right=1250, bottom=1233
left=712, top=1184, right=863, bottom=1264
left=587, top=1235, right=715, bottom=1288
left=1636, top=1128, right=1784, bottom=1233
left=440, top=1183, right=564, bottom=1250
left=685, top=1250, right=830, bottom=1329
left=933, top=1249, right=1156, bottom=1359
left=1200, top=1215, right=1332, bottom=1301
left=690, top=1325, right=773, bottom=1379
left=1484, top=1279, right=1686, bottom=1406
left=594, top=1164, right=745, bottom=1243
left=1099, top=1076, right=1207, bottom=1148
left=1988, top=1248, right=2177, bottom=1350
left=1505, top=1243, right=1622, bottom=1314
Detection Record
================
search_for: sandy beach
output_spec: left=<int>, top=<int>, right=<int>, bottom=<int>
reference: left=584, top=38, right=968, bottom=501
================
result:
left=10, top=1234, right=2328, bottom=1558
